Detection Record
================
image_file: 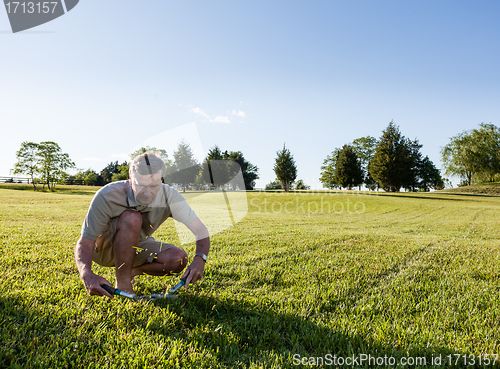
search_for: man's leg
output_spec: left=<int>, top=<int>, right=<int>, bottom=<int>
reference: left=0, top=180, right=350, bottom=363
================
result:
left=131, top=247, right=188, bottom=277
left=113, top=210, right=142, bottom=293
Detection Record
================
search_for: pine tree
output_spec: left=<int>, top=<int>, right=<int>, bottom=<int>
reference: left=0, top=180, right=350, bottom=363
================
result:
left=403, top=139, right=423, bottom=191
left=334, top=145, right=364, bottom=190
left=273, top=144, right=297, bottom=193
left=369, top=121, right=418, bottom=192
left=226, top=151, right=259, bottom=190
left=419, top=156, right=444, bottom=191
left=198, top=145, right=227, bottom=190
left=198, top=146, right=259, bottom=190
left=168, top=141, right=199, bottom=192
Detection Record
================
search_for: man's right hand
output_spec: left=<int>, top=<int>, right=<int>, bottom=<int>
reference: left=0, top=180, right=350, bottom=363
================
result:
left=81, top=272, right=114, bottom=298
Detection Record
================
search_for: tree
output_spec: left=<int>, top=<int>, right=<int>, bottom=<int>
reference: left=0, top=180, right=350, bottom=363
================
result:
left=11, top=141, right=40, bottom=190
left=441, top=130, right=481, bottom=186
left=37, top=141, right=76, bottom=190
left=419, top=156, right=444, bottom=191
left=369, top=121, right=419, bottom=192
left=334, top=145, right=364, bottom=190
left=12, top=141, right=75, bottom=190
left=193, top=172, right=210, bottom=190
left=472, top=123, right=500, bottom=182
left=265, top=180, right=282, bottom=190
left=129, top=146, right=172, bottom=181
left=319, top=148, right=341, bottom=189
left=167, top=141, right=199, bottom=192
left=403, top=139, right=424, bottom=191
left=197, top=147, right=259, bottom=191
left=74, top=169, right=101, bottom=186
left=441, top=123, right=500, bottom=185
left=226, top=151, right=259, bottom=190
left=198, top=146, right=230, bottom=190
left=273, top=144, right=297, bottom=193
left=100, top=161, right=124, bottom=184
left=293, top=179, right=310, bottom=190
left=85, top=171, right=99, bottom=186
left=351, top=136, right=377, bottom=190
left=130, top=146, right=170, bottom=164
left=206, top=145, right=223, bottom=161
left=112, top=162, right=130, bottom=182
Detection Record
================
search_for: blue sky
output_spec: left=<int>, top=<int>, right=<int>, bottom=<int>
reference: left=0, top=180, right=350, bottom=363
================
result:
left=1, top=0, right=499, bottom=188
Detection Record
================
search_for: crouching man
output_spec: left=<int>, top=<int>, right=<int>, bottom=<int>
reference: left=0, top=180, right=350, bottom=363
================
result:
left=74, top=152, right=209, bottom=298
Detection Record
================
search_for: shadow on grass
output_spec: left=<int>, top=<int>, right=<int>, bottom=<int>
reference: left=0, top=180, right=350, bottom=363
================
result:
left=50, top=189, right=98, bottom=196
left=437, top=191, right=500, bottom=198
left=0, top=291, right=484, bottom=368
left=376, top=193, right=486, bottom=201
left=148, top=293, right=467, bottom=368
left=0, top=184, right=98, bottom=196
left=0, top=296, right=69, bottom=368
left=0, top=295, right=109, bottom=369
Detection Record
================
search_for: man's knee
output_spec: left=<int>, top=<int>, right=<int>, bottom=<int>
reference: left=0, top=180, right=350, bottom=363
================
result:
left=175, top=248, right=188, bottom=272
left=117, top=210, right=142, bottom=231
left=169, top=247, right=188, bottom=273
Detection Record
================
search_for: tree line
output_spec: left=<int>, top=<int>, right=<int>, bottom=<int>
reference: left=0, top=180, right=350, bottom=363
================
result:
left=11, top=140, right=260, bottom=191
left=267, top=121, right=500, bottom=193
left=318, top=121, right=445, bottom=192
left=11, top=121, right=500, bottom=192
left=265, top=122, right=444, bottom=193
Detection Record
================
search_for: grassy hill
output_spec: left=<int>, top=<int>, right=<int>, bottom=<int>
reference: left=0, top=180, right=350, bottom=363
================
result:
left=440, top=182, right=500, bottom=196
left=1, top=187, right=499, bottom=368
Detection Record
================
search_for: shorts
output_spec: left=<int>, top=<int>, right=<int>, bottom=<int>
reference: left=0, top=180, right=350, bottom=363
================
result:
left=92, top=217, right=174, bottom=268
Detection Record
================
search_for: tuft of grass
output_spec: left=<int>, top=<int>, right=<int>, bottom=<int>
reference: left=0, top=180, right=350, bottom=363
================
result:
left=1, top=187, right=500, bottom=368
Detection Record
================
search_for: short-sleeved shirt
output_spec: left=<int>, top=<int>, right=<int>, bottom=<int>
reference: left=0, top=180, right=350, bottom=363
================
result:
left=81, top=180, right=198, bottom=241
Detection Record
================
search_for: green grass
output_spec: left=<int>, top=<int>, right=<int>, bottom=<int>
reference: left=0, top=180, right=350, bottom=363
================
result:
left=1, top=185, right=500, bottom=368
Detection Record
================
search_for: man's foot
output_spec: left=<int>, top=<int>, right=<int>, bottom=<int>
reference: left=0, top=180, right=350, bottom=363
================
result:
left=115, top=280, right=135, bottom=294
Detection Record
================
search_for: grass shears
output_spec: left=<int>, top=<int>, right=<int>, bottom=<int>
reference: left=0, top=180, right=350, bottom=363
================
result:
left=101, top=277, right=186, bottom=300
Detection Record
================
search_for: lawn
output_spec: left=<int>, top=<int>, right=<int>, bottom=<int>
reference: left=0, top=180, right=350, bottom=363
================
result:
left=1, top=185, right=499, bottom=368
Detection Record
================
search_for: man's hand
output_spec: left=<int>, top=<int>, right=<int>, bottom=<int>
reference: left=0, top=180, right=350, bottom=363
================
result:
left=81, top=272, right=114, bottom=298
left=181, top=256, right=205, bottom=288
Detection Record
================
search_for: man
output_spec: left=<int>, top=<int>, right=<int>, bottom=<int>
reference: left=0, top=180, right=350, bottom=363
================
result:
left=75, top=151, right=209, bottom=298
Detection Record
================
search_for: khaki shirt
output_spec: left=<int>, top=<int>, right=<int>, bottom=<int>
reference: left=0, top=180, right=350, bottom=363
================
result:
left=81, top=180, right=197, bottom=241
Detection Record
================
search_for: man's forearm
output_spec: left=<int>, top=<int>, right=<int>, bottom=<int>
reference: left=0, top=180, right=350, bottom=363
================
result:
left=195, top=236, right=210, bottom=257
left=75, top=236, right=113, bottom=297
left=75, top=237, right=95, bottom=277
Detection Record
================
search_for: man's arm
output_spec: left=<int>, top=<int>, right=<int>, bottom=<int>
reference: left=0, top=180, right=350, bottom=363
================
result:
left=75, top=236, right=114, bottom=298
left=181, top=217, right=210, bottom=288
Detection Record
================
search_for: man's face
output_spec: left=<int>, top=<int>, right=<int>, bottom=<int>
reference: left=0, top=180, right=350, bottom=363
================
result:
left=130, top=171, right=163, bottom=205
